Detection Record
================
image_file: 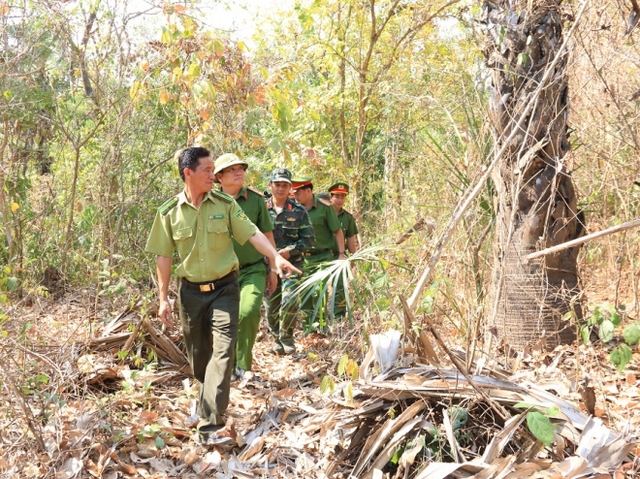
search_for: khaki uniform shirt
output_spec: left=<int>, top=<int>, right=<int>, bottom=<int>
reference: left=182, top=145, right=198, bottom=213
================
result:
left=332, top=208, right=359, bottom=254
left=306, top=195, right=341, bottom=252
left=145, top=190, right=257, bottom=282
left=227, top=186, right=274, bottom=266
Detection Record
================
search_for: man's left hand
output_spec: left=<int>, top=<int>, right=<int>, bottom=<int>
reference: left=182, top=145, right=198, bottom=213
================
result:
left=265, top=270, right=278, bottom=295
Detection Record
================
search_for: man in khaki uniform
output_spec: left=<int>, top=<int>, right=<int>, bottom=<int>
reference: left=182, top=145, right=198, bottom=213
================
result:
left=214, top=153, right=275, bottom=380
left=291, top=176, right=345, bottom=331
left=146, top=147, right=300, bottom=446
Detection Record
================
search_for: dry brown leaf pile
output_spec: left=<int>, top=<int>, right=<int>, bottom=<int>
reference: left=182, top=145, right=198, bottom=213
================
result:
left=0, top=295, right=638, bottom=478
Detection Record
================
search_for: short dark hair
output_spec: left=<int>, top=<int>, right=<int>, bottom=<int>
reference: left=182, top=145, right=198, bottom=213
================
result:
left=178, top=147, right=211, bottom=181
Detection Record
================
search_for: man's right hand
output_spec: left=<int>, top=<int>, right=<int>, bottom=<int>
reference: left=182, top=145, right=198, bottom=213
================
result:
left=278, top=248, right=291, bottom=260
left=158, top=299, right=174, bottom=328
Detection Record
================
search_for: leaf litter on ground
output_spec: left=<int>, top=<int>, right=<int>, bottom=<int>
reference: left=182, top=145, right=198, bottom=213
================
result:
left=0, top=293, right=638, bottom=478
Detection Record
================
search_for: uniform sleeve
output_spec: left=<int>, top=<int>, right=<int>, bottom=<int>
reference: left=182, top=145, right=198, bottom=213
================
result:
left=297, top=209, right=315, bottom=250
left=145, top=211, right=175, bottom=258
left=345, top=215, right=359, bottom=238
left=229, top=199, right=258, bottom=245
left=326, top=205, right=341, bottom=233
left=255, top=196, right=275, bottom=234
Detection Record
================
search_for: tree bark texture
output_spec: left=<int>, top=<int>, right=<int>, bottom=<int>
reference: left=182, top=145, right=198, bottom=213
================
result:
left=484, top=1, right=585, bottom=351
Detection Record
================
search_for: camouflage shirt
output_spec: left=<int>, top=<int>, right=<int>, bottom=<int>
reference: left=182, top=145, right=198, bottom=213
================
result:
left=266, top=197, right=315, bottom=267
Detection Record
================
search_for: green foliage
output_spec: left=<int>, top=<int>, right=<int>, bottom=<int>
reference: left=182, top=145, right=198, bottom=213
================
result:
left=513, top=403, right=560, bottom=446
left=580, top=304, right=622, bottom=344
left=292, top=245, right=395, bottom=330
left=319, top=375, right=335, bottom=394
left=622, top=323, right=640, bottom=345
left=526, top=411, right=555, bottom=447
left=610, top=344, right=633, bottom=373
left=337, top=354, right=359, bottom=381
left=579, top=303, right=637, bottom=372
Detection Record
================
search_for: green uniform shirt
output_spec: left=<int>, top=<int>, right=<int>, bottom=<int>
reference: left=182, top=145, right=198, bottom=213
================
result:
left=145, top=190, right=257, bottom=282
left=266, top=197, right=315, bottom=265
left=332, top=208, right=359, bottom=254
left=225, top=186, right=274, bottom=266
left=306, top=195, right=341, bottom=252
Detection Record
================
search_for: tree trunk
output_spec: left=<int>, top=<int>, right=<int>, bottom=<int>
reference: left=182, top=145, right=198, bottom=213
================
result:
left=484, top=1, right=585, bottom=351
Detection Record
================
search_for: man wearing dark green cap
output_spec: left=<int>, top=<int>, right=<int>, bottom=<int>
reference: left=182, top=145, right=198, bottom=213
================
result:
left=146, top=147, right=300, bottom=446
left=265, top=168, right=315, bottom=354
left=291, top=176, right=345, bottom=330
left=215, top=153, right=276, bottom=380
left=328, top=181, right=359, bottom=319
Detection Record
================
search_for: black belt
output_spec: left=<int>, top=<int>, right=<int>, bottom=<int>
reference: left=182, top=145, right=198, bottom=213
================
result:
left=181, top=270, right=238, bottom=292
left=240, top=259, right=265, bottom=270
left=303, top=249, right=329, bottom=257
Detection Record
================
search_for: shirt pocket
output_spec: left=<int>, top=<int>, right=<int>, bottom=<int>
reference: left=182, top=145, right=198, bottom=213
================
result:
left=173, top=227, right=193, bottom=242
left=282, top=226, right=299, bottom=240
left=207, top=221, right=229, bottom=250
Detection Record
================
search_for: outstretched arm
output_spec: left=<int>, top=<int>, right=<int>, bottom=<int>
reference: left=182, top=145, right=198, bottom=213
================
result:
left=248, top=231, right=302, bottom=277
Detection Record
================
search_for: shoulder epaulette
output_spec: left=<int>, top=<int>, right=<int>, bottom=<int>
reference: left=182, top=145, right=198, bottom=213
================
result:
left=318, top=198, right=332, bottom=207
left=212, top=190, right=233, bottom=204
left=342, top=208, right=352, bottom=216
left=247, top=186, right=264, bottom=197
left=158, top=197, right=178, bottom=215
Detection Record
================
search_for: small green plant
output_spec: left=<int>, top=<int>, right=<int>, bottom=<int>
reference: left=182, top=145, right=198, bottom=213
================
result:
left=580, top=303, right=639, bottom=372
left=137, top=423, right=168, bottom=449
left=514, top=403, right=559, bottom=447
left=292, top=245, right=399, bottom=331
left=319, top=354, right=360, bottom=404
left=579, top=303, right=622, bottom=344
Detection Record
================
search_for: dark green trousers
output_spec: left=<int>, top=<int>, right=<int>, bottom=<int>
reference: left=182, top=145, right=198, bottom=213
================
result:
left=178, top=279, right=239, bottom=432
left=301, top=251, right=333, bottom=330
left=329, top=253, right=347, bottom=319
left=235, top=262, right=267, bottom=371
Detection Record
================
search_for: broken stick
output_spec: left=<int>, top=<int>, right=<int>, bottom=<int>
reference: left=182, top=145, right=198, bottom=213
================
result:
left=526, top=218, right=640, bottom=261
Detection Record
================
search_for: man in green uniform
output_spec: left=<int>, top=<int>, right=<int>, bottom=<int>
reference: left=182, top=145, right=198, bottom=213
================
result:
left=146, top=147, right=300, bottom=446
left=214, top=153, right=276, bottom=380
left=291, top=176, right=345, bottom=331
left=328, top=181, right=359, bottom=319
left=265, top=168, right=315, bottom=354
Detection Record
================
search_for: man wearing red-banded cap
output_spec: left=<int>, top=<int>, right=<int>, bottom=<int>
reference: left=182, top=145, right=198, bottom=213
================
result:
left=291, top=176, right=345, bottom=331
left=328, top=181, right=359, bottom=319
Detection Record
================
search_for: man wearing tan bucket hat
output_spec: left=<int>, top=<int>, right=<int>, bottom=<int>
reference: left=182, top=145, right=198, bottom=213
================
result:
left=214, top=153, right=276, bottom=381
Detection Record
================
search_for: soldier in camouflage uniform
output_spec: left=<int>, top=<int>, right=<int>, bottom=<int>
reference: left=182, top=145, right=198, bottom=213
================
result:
left=265, top=168, right=315, bottom=354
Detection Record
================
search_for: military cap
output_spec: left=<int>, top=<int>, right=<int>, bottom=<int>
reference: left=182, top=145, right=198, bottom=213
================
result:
left=270, top=167, right=292, bottom=183
left=213, top=153, right=248, bottom=181
left=291, top=175, right=313, bottom=190
left=328, top=182, right=349, bottom=194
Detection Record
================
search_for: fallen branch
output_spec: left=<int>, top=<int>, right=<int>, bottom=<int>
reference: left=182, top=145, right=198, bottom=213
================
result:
left=395, top=218, right=435, bottom=245
left=425, top=318, right=510, bottom=422
left=526, top=217, right=640, bottom=260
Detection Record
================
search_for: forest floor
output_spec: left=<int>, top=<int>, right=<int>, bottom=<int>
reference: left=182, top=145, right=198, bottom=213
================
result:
left=0, top=271, right=639, bottom=478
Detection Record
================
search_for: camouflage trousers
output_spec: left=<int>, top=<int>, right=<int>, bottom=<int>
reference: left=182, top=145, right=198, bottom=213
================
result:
left=265, top=274, right=302, bottom=346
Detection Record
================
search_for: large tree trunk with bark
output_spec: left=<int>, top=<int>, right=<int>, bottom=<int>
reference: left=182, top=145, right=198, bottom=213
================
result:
left=484, top=1, right=585, bottom=351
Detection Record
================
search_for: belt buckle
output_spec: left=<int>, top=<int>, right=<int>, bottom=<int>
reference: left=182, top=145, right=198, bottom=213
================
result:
left=199, top=282, right=215, bottom=292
